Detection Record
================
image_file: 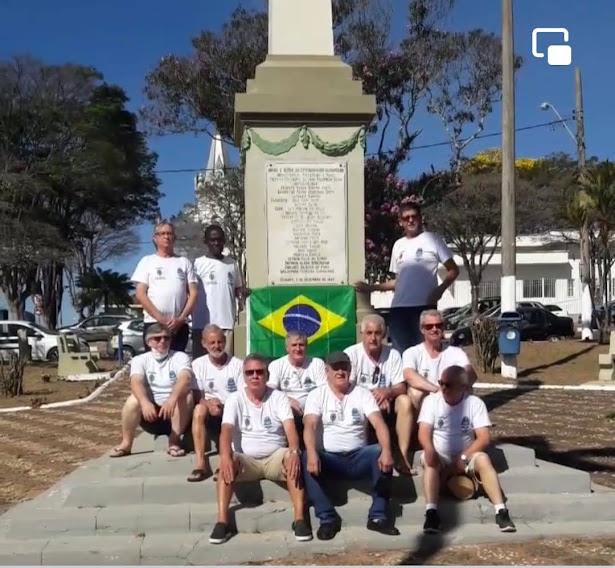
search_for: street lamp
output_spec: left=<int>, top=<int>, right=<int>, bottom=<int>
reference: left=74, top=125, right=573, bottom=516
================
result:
left=539, top=101, right=576, bottom=145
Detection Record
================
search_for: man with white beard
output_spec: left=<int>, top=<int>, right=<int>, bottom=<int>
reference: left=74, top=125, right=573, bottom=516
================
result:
left=110, top=323, right=194, bottom=458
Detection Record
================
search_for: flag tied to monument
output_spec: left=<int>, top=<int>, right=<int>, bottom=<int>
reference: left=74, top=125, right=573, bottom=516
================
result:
left=249, top=286, right=357, bottom=358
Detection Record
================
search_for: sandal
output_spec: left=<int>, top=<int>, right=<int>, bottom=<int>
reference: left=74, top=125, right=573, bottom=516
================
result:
left=167, top=445, right=186, bottom=458
left=187, top=468, right=210, bottom=482
left=109, top=447, right=131, bottom=458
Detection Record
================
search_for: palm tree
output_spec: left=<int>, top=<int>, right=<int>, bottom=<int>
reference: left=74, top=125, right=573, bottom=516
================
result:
left=77, top=268, right=134, bottom=315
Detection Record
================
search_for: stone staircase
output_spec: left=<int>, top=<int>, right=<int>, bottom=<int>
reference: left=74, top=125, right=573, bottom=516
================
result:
left=1, top=434, right=614, bottom=565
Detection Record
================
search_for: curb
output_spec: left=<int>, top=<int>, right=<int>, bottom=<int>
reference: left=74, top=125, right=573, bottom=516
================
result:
left=0, top=364, right=130, bottom=414
left=474, top=381, right=615, bottom=391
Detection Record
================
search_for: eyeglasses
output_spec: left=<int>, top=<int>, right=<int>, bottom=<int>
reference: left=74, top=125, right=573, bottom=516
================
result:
left=149, top=335, right=171, bottom=342
left=372, top=365, right=381, bottom=385
left=330, top=363, right=351, bottom=372
left=245, top=368, right=265, bottom=376
left=438, top=380, right=459, bottom=388
left=154, top=231, right=174, bottom=236
left=423, top=323, right=444, bottom=330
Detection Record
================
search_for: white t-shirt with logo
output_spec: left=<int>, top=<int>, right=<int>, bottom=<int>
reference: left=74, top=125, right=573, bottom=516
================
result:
left=267, top=356, right=327, bottom=409
left=402, top=344, right=470, bottom=386
left=132, top=254, right=197, bottom=323
left=304, top=384, right=380, bottom=453
left=130, top=350, right=192, bottom=405
left=192, top=255, right=243, bottom=329
left=389, top=232, right=453, bottom=307
left=222, top=387, right=293, bottom=459
left=344, top=343, right=404, bottom=391
left=418, top=392, right=491, bottom=462
left=191, top=354, right=244, bottom=403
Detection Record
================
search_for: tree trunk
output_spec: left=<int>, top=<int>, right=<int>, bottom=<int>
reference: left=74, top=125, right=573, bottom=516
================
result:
left=38, top=262, right=64, bottom=329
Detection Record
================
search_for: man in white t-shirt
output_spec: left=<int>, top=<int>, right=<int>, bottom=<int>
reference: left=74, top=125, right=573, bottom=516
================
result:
left=356, top=202, right=459, bottom=353
left=192, top=225, right=244, bottom=357
left=209, top=353, right=312, bottom=545
left=418, top=365, right=516, bottom=534
left=110, top=323, right=194, bottom=458
left=132, top=221, right=198, bottom=352
left=187, top=324, right=244, bottom=482
left=344, top=314, right=414, bottom=475
left=302, top=352, right=399, bottom=541
left=403, top=309, right=477, bottom=469
left=268, top=331, right=327, bottom=420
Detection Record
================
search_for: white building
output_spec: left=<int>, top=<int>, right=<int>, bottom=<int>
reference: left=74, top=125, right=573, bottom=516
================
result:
left=372, top=231, right=615, bottom=317
left=193, top=131, right=229, bottom=225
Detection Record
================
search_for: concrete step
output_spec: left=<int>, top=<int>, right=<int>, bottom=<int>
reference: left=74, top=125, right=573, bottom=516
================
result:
left=65, top=458, right=590, bottom=508
left=2, top=521, right=615, bottom=565
left=3, top=492, right=615, bottom=541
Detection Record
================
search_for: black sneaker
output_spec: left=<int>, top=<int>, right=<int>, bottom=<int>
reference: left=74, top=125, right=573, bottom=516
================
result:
left=423, top=509, right=441, bottom=534
left=209, top=522, right=233, bottom=544
left=366, top=518, right=400, bottom=536
left=495, top=509, right=516, bottom=532
left=316, top=519, right=341, bottom=541
left=292, top=519, right=313, bottom=542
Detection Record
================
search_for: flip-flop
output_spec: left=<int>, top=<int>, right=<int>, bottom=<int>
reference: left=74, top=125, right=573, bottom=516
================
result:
left=187, top=468, right=210, bottom=482
left=109, top=447, right=131, bottom=458
left=167, top=446, right=186, bottom=458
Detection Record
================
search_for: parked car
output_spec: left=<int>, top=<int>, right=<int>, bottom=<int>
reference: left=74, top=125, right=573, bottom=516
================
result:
left=444, top=296, right=501, bottom=330
left=0, top=320, right=89, bottom=361
left=543, top=303, right=569, bottom=317
left=450, top=307, right=575, bottom=347
left=59, top=314, right=133, bottom=342
left=107, top=319, right=193, bottom=361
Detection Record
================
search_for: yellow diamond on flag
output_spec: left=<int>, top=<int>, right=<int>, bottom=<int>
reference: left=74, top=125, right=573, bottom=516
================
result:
left=258, top=294, right=347, bottom=344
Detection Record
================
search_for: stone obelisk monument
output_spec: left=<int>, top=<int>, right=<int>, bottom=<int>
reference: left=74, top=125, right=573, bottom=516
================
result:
left=233, top=0, right=375, bottom=356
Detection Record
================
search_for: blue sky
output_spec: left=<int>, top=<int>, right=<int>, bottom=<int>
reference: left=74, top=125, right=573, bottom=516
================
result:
left=2, top=0, right=614, bottom=323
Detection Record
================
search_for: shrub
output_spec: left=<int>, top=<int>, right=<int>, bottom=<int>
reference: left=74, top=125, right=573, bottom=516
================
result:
left=471, top=318, right=499, bottom=373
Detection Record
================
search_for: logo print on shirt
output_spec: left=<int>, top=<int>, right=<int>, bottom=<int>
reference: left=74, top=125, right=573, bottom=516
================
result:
left=227, top=378, right=237, bottom=392
left=329, top=412, right=337, bottom=422
left=209, top=272, right=215, bottom=280
left=177, top=267, right=185, bottom=280
left=304, top=376, right=314, bottom=390
left=282, top=377, right=291, bottom=390
left=169, top=371, right=176, bottom=380
left=461, top=416, right=470, bottom=431
left=227, top=272, right=234, bottom=284
left=351, top=408, right=361, bottom=425
left=156, top=268, right=163, bottom=278
left=437, top=417, right=445, bottom=428
left=263, top=416, right=272, bottom=430
left=416, top=248, right=423, bottom=259
left=148, top=373, right=156, bottom=382
left=359, top=373, right=369, bottom=384
left=243, top=416, right=251, bottom=430
left=207, top=380, right=215, bottom=391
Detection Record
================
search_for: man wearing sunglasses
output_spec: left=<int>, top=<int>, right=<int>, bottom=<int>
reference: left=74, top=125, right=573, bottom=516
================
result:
left=355, top=202, right=459, bottom=354
left=132, top=220, right=198, bottom=352
left=302, top=351, right=399, bottom=541
left=418, top=365, right=515, bottom=534
left=110, top=323, right=194, bottom=459
left=210, top=353, right=311, bottom=545
left=344, top=314, right=414, bottom=475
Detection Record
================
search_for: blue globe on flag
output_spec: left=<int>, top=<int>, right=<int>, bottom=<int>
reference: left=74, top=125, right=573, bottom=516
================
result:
left=282, top=303, right=321, bottom=337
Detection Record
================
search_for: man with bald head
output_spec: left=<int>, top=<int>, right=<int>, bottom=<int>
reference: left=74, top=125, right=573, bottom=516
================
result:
left=188, top=324, right=244, bottom=482
left=344, top=314, right=413, bottom=474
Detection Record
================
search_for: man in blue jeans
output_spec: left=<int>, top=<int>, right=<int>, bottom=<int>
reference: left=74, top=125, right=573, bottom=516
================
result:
left=302, top=351, right=399, bottom=540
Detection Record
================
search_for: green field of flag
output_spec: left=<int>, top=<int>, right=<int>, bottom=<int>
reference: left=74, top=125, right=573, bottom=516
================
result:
left=249, top=286, right=357, bottom=358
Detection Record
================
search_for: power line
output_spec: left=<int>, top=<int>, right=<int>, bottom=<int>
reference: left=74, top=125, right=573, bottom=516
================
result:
left=152, top=117, right=574, bottom=174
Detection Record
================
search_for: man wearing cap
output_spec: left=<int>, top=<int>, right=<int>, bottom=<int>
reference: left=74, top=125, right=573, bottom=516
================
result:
left=403, top=309, right=477, bottom=467
left=209, top=353, right=312, bottom=545
left=418, top=365, right=516, bottom=534
left=302, top=351, right=399, bottom=541
left=344, top=314, right=413, bottom=475
left=267, top=331, right=327, bottom=430
left=110, top=323, right=194, bottom=458
left=187, top=324, right=244, bottom=482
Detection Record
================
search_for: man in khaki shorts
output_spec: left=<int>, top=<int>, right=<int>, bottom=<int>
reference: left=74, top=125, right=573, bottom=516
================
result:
left=418, top=365, right=516, bottom=535
left=209, top=353, right=312, bottom=545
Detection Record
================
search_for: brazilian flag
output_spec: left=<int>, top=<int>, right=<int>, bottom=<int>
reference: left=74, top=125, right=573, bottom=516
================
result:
left=249, top=286, right=357, bottom=358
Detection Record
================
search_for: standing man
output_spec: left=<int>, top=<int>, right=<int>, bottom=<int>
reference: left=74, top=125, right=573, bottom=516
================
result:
left=402, top=309, right=477, bottom=467
left=356, top=202, right=459, bottom=353
left=209, top=353, right=312, bottom=544
left=418, top=365, right=516, bottom=534
left=192, top=224, right=244, bottom=357
left=302, top=352, right=399, bottom=540
left=343, top=314, right=414, bottom=475
left=132, top=221, right=198, bottom=352
left=188, top=324, right=244, bottom=482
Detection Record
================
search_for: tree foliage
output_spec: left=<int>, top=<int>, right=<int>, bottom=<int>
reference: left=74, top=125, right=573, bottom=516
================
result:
left=76, top=268, right=134, bottom=315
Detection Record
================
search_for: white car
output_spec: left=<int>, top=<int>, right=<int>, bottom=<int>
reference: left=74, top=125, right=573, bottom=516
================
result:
left=0, top=320, right=89, bottom=361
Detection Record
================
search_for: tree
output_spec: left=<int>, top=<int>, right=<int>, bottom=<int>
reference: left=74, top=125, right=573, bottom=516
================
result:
left=0, top=57, right=160, bottom=327
left=76, top=268, right=134, bottom=315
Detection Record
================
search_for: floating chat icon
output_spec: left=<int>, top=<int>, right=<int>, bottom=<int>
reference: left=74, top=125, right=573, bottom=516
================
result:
left=532, top=28, right=572, bottom=66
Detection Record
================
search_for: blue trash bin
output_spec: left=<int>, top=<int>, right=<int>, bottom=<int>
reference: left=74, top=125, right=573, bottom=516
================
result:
left=498, top=311, right=522, bottom=356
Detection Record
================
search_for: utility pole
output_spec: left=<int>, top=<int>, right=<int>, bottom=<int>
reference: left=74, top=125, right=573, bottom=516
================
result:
left=500, top=0, right=517, bottom=379
left=576, top=67, right=592, bottom=341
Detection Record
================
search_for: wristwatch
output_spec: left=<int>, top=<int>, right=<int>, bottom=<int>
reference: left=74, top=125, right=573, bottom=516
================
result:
left=288, top=448, right=302, bottom=456
left=460, top=453, right=469, bottom=465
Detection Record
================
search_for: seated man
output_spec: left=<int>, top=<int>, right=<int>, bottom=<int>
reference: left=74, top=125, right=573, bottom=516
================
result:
left=344, top=314, right=413, bottom=474
left=403, top=309, right=477, bottom=465
left=188, top=324, right=244, bottom=482
left=418, top=365, right=516, bottom=534
left=302, top=351, right=399, bottom=541
left=110, top=323, right=194, bottom=458
left=267, top=331, right=327, bottom=423
left=209, top=353, right=312, bottom=545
